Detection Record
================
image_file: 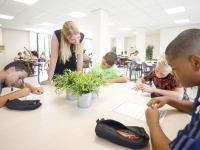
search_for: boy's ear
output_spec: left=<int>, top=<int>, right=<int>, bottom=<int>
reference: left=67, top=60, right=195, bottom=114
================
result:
left=191, top=55, right=200, bottom=71
left=7, top=67, right=16, bottom=74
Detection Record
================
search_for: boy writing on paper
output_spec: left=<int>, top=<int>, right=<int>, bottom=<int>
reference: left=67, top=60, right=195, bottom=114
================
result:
left=146, top=29, right=200, bottom=150
left=133, top=53, right=189, bottom=101
left=0, top=60, right=44, bottom=108
left=92, top=51, right=127, bottom=83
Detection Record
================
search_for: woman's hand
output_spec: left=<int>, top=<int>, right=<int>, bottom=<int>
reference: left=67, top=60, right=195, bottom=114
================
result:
left=40, top=79, right=51, bottom=85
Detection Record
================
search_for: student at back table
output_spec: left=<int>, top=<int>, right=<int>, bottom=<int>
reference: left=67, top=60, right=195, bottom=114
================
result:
left=146, top=29, right=200, bottom=150
left=0, top=60, right=44, bottom=108
left=92, top=51, right=127, bottom=83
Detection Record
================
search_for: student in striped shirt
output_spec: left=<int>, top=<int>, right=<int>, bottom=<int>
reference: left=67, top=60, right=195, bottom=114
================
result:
left=145, top=29, right=200, bottom=150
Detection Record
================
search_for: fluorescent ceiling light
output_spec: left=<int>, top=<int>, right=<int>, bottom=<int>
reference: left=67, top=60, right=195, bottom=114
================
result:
left=67, top=11, right=87, bottom=18
left=0, top=24, right=1, bottom=27
left=40, top=22, right=56, bottom=26
left=174, top=19, right=190, bottom=24
left=108, top=35, right=116, bottom=37
left=132, top=32, right=137, bottom=34
left=0, top=14, right=14, bottom=20
left=14, top=0, right=38, bottom=5
left=120, top=28, right=131, bottom=30
left=25, top=28, right=36, bottom=31
left=108, top=22, right=114, bottom=25
left=165, top=6, right=185, bottom=14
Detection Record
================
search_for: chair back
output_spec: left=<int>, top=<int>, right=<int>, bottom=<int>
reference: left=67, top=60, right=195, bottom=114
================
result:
left=153, top=64, right=156, bottom=70
left=84, top=60, right=90, bottom=68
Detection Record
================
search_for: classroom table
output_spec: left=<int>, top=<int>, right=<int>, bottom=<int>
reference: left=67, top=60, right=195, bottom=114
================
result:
left=0, top=82, right=190, bottom=150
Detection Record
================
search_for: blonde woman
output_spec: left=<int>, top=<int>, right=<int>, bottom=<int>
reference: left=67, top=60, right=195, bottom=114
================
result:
left=133, top=53, right=189, bottom=100
left=40, top=21, right=85, bottom=85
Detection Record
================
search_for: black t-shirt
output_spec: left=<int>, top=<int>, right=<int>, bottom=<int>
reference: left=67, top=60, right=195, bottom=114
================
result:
left=54, top=30, right=84, bottom=75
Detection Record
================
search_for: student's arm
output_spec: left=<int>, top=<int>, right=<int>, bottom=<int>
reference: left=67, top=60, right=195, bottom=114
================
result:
left=147, top=96, right=194, bottom=115
left=133, top=78, right=146, bottom=90
left=24, top=46, right=31, bottom=54
left=77, top=38, right=85, bottom=71
left=146, top=105, right=171, bottom=150
left=140, top=85, right=184, bottom=100
left=14, top=82, right=44, bottom=94
left=40, top=33, right=59, bottom=85
left=0, top=88, right=31, bottom=108
left=109, top=75, right=127, bottom=83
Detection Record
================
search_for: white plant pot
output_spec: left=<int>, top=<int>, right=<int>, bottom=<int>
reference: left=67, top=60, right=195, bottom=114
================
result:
left=77, top=93, right=92, bottom=108
left=92, top=92, right=98, bottom=99
left=66, top=90, right=77, bottom=101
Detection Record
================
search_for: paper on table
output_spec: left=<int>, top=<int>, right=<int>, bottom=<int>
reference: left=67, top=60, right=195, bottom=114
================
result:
left=111, top=101, right=167, bottom=124
left=126, top=89, right=150, bottom=97
left=19, top=91, right=50, bottom=100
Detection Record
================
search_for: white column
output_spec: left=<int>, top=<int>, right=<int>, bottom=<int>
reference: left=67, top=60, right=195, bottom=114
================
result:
left=0, top=27, right=4, bottom=70
left=136, top=28, right=146, bottom=60
left=29, top=31, right=35, bottom=51
left=92, top=9, right=108, bottom=63
left=116, top=37, right=125, bottom=55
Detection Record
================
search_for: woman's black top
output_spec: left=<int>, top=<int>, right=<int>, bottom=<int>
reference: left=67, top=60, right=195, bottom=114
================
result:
left=54, top=30, right=84, bottom=75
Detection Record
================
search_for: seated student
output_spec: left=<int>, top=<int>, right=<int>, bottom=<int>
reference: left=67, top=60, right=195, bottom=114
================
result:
left=92, top=51, right=127, bottom=83
left=39, top=52, right=47, bottom=61
left=129, top=50, right=141, bottom=61
left=0, top=60, right=44, bottom=108
left=29, top=51, right=39, bottom=75
left=83, top=50, right=89, bottom=68
left=124, top=51, right=128, bottom=57
left=14, top=52, right=23, bottom=60
left=23, top=51, right=29, bottom=60
left=145, top=29, right=200, bottom=150
left=133, top=53, right=189, bottom=100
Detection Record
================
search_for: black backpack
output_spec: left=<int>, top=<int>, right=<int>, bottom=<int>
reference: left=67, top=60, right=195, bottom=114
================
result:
left=95, top=118, right=149, bottom=149
left=6, top=99, right=42, bottom=110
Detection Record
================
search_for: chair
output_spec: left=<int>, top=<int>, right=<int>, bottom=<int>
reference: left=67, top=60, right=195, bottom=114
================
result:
left=127, top=61, right=142, bottom=82
left=117, top=56, right=122, bottom=67
left=83, top=60, right=90, bottom=73
left=141, top=62, right=152, bottom=86
left=153, top=63, right=156, bottom=70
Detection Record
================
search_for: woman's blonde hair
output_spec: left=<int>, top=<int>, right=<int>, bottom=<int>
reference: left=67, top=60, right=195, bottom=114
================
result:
left=60, top=21, right=80, bottom=64
left=157, top=53, right=171, bottom=70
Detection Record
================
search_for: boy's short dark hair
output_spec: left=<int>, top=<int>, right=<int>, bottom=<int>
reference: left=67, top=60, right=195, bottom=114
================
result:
left=4, top=60, right=32, bottom=76
left=104, top=51, right=117, bottom=66
left=166, top=29, right=200, bottom=59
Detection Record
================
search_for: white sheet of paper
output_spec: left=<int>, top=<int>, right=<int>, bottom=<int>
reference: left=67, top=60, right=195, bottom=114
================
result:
left=111, top=101, right=167, bottom=124
left=19, top=91, right=50, bottom=100
left=126, top=89, right=150, bottom=97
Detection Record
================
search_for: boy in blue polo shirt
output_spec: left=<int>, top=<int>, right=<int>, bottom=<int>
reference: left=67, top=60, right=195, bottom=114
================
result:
left=145, top=29, right=200, bottom=150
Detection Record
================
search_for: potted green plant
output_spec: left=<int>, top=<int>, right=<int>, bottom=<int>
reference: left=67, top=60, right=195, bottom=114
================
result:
left=53, top=69, right=78, bottom=101
left=111, top=47, right=116, bottom=53
left=146, top=45, right=154, bottom=60
left=71, top=70, right=110, bottom=108
left=53, top=69, right=110, bottom=108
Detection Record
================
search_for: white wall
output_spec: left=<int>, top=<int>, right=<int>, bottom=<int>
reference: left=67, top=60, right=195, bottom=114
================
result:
left=146, top=34, right=160, bottom=59
left=2, top=29, right=30, bottom=68
left=110, top=38, right=116, bottom=51
left=160, top=24, right=200, bottom=55
left=0, top=28, right=3, bottom=70
left=116, top=38, right=125, bottom=55
left=124, top=37, right=136, bottom=56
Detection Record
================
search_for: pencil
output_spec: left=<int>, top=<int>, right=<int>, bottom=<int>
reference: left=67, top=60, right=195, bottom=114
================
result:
left=21, top=78, right=26, bottom=88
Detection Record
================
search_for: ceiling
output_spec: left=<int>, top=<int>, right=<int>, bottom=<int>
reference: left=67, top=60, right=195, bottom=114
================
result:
left=0, top=0, right=199, bottom=38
